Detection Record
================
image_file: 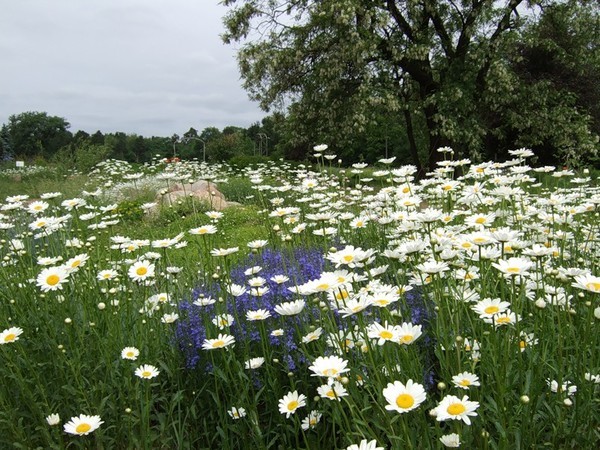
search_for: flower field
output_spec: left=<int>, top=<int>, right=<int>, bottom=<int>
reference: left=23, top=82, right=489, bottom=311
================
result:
left=0, top=149, right=599, bottom=449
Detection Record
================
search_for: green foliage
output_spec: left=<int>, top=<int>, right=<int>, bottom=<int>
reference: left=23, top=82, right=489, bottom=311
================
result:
left=218, top=176, right=258, bottom=205
left=116, top=199, right=145, bottom=223
left=52, top=142, right=112, bottom=173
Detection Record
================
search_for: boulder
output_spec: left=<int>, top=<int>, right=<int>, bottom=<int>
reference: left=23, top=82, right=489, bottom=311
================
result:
left=157, top=180, right=229, bottom=210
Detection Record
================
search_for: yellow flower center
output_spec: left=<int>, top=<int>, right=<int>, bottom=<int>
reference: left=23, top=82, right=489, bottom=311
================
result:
left=496, top=316, right=511, bottom=324
left=519, top=341, right=526, bottom=349
left=127, top=352, right=135, bottom=358
left=355, top=221, right=364, bottom=227
left=461, top=242, right=473, bottom=249
left=287, top=400, right=298, bottom=411
left=506, top=267, right=521, bottom=274
left=71, top=260, right=81, bottom=268
left=484, top=306, right=499, bottom=314
left=4, top=333, right=15, bottom=342
left=447, top=403, right=466, bottom=415
left=379, top=330, right=394, bottom=340
left=142, top=371, right=152, bottom=378
left=343, top=255, right=354, bottom=263
left=442, top=185, right=452, bottom=191
left=136, top=267, right=148, bottom=276
left=326, top=390, right=336, bottom=398
left=396, top=394, right=414, bottom=409
left=317, top=283, right=330, bottom=291
left=75, top=423, right=92, bottom=434
left=46, top=274, right=60, bottom=286
left=335, top=290, right=349, bottom=300
left=586, top=282, right=600, bottom=292
left=400, top=335, right=414, bottom=344
left=475, top=217, right=486, bottom=224
left=402, top=187, right=410, bottom=193
left=459, top=379, right=471, bottom=386
left=322, top=368, right=338, bottom=377
left=212, top=340, right=225, bottom=348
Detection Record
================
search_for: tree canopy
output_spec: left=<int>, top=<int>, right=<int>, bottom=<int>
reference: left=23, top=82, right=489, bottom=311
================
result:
left=223, top=0, right=600, bottom=169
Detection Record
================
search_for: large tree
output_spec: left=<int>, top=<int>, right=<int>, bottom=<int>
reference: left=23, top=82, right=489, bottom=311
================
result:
left=222, top=0, right=598, bottom=169
left=6, top=111, right=72, bottom=158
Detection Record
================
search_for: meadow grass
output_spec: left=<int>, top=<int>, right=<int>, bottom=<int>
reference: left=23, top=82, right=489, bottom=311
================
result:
left=0, top=152, right=598, bottom=449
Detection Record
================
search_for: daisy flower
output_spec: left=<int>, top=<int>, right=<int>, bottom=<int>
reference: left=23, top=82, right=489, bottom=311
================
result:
left=572, top=274, right=600, bottom=293
left=246, top=309, right=272, bottom=321
left=212, top=314, right=234, bottom=329
left=121, top=347, right=140, bottom=360
left=432, top=395, right=480, bottom=425
left=439, top=433, right=461, bottom=448
left=367, top=322, right=400, bottom=346
left=382, top=379, right=427, bottom=413
left=228, top=407, right=246, bottom=419
left=210, top=247, right=239, bottom=257
left=135, top=364, right=160, bottom=379
left=492, top=257, right=534, bottom=277
left=346, top=439, right=384, bottom=450
left=451, top=372, right=481, bottom=390
left=274, top=299, right=306, bottom=316
left=547, top=379, right=577, bottom=396
left=36, top=266, right=69, bottom=292
left=247, top=239, right=268, bottom=249
left=317, top=381, right=348, bottom=401
left=63, top=414, right=103, bottom=436
left=301, top=410, right=322, bottom=430
left=471, top=298, right=511, bottom=318
left=0, top=327, right=23, bottom=344
left=189, top=225, right=217, bottom=235
left=202, top=334, right=236, bottom=350
left=396, top=323, right=422, bottom=345
left=302, top=327, right=323, bottom=343
left=309, top=355, right=350, bottom=378
left=244, top=357, right=265, bottom=369
left=128, top=260, right=155, bottom=282
left=278, top=391, right=306, bottom=418
left=97, top=269, right=118, bottom=281
left=46, top=413, right=60, bottom=426
left=64, top=253, right=89, bottom=273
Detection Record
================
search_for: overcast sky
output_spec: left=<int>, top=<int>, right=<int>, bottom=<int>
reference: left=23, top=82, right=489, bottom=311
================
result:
left=0, top=0, right=265, bottom=137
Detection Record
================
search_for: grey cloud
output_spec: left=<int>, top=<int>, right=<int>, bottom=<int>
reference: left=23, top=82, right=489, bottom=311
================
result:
left=0, top=0, right=264, bottom=136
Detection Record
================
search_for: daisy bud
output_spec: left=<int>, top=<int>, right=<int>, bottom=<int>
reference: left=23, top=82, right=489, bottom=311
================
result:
left=520, top=395, right=530, bottom=404
left=125, top=408, right=132, bottom=413
left=535, top=299, right=546, bottom=309
left=273, top=358, right=279, bottom=363
left=287, top=372, right=294, bottom=377
left=481, top=430, right=490, bottom=439
left=585, top=301, right=591, bottom=306
left=455, top=336, right=463, bottom=343
left=341, top=377, right=349, bottom=385
left=64, top=318, right=72, bottom=324
left=437, top=382, right=447, bottom=391
left=97, top=302, right=106, bottom=310
left=563, top=398, right=573, bottom=407
left=595, top=307, right=600, bottom=320
left=578, top=292, right=585, bottom=298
